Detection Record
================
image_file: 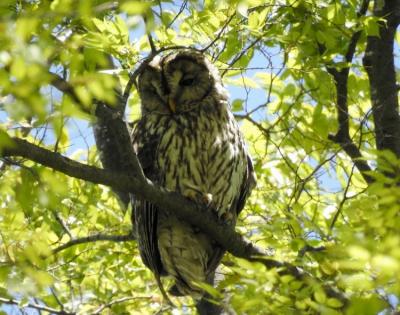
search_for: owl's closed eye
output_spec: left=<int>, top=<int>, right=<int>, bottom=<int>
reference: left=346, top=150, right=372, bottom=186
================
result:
left=138, top=50, right=227, bottom=115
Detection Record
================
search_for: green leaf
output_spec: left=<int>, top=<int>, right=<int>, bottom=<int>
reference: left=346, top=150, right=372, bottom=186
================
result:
left=326, top=298, right=343, bottom=308
left=0, top=129, right=13, bottom=153
left=314, top=289, right=326, bottom=304
left=237, top=3, right=248, bottom=18
left=248, top=11, right=259, bottom=30
left=347, top=297, right=386, bottom=315
left=363, top=16, right=381, bottom=36
left=232, top=99, right=244, bottom=112
left=120, top=1, right=151, bottom=15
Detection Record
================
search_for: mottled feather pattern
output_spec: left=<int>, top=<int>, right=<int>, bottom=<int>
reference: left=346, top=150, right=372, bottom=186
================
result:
left=131, top=49, right=256, bottom=299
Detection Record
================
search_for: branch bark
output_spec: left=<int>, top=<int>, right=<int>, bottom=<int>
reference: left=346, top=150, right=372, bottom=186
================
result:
left=1, top=136, right=348, bottom=305
left=325, top=0, right=374, bottom=184
left=363, top=0, right=400, bottom=159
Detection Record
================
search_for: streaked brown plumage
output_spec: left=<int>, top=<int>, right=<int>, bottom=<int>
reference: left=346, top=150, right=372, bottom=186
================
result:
left=131, top=50, right=256, bottom=300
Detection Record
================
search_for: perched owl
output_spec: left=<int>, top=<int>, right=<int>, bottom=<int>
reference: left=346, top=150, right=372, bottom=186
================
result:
left=131, top=49, right=256, bottom=300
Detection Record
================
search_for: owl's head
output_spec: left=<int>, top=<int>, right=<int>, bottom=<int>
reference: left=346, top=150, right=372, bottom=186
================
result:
left=138, top=49, right=228, bottom=114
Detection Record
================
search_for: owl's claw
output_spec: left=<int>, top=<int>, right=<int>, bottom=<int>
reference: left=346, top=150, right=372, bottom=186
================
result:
left=220, top=211, right=234, bottom=222
left=182, top=183, right=214, bottom=209
left=202, top=193, right=213, bottom=207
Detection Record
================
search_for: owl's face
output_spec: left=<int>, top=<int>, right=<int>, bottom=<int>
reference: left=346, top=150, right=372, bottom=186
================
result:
left=138, top=50, right=227, bottom=114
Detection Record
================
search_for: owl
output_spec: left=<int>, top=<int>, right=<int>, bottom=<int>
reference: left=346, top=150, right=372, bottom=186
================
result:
left=131, top=49, right=256, bottom=300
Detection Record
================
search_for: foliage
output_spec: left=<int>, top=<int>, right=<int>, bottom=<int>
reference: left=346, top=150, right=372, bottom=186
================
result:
left=0, top=0, right=399, bottom=314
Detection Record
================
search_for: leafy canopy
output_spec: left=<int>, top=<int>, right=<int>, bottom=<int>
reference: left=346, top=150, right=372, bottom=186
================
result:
left=0, top=0, right=399, bottom=314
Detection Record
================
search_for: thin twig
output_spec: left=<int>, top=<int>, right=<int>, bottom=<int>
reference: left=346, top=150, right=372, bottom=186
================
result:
left=49, top=72, right=90, bottom=114
left=91, top=296, right=152, bottom=314
left=298, top=245, right=326, bottom=258
left=167, top=0, right=188, bottom=29
left=0, top=297, right=75, bottom=315
left=51, top=287, right=65, bottom=310
left=201, top=13, right=235, bottom=52
left=221, top=37, right=262, bottom=77
left=53, top=232, right=135, bottom=254
left=53, top=212, right=73, bottom=238
left=147, top=34, right=157, bottom=53
left=330, top=163, right=356, bottom=229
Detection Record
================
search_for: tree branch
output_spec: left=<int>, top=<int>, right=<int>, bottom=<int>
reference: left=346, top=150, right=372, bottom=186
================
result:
left=344, top=0, right=370, bottom=62
left=1, top=136, right=347, bottom=305
left=0, top=296, right=74, bottom=315
left=325, top=0, right=374, bottom=184
left=221, top=37, right=262, bottom=77
left=167, top=0, right=188, bottom=29
left=49, top=72, right=90, bottom=114
left=53, top=232, right=136, bottom=254
left=91, top=296, right=152, bottom=315
left=201, top=13, right=235, bottom=53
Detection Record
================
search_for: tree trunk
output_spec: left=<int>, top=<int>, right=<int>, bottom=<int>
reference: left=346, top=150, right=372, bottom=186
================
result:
left=363, top=0, right=400, bottom=158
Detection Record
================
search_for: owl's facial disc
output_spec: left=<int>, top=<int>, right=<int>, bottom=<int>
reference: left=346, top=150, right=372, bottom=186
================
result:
left=138, top=51, right=220, bottom=115
left=151, top=79, right=167, bottom=103
left=165, top=70, right=183, bottom=113
left=168, top=96, right=176, bottom=113
left=163, top=57, right=213, bottom=113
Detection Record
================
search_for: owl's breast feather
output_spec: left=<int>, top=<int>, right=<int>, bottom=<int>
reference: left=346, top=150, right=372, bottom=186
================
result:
left=148, top=109, right=246, bottom=219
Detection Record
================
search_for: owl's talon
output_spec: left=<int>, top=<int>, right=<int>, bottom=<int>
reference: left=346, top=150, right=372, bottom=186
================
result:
left=203, top=193, right=213, bottom=207
left=182, top=184, right=214, bottom=209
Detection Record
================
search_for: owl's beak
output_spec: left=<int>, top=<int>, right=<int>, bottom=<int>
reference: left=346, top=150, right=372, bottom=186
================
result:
left=168, top=97, right=176, bottom=113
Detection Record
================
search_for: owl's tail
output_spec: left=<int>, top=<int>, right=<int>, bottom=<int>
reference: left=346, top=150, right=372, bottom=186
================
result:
left=157, top=213, right=216, bottom=299
left=154, top=271, right=175, bottom=306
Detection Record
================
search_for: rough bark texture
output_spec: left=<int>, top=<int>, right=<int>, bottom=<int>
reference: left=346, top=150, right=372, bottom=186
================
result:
left=91, top=55, right=137, bottom=206
left=93, top=101, right=132, bottom=206
left=363, top=0, right=400, bottom=158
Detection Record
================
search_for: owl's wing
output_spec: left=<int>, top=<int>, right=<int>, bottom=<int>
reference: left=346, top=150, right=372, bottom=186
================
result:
left=234, top=154, right=257, bottom=215
left=131, top=121, right=164, bottom=276
left=206, top=153, right=256, bottom=277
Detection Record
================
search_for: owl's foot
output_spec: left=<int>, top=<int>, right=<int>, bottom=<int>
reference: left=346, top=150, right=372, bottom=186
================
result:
left=220, top=211, right=234, bottom=223
left=181, top=183, right=214, bottom=210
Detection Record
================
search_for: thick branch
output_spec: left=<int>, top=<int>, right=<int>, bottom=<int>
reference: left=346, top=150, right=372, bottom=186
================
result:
left=53, top=232, right=135, bottom=254
left=326, top=0, right=373, bottom=184
left=345, top=0, right=370, bottom=62
left=363, top=0, right=400, bottom=158
left=1, top=137, right=347, bottom=305
left=93, top=102, right=146, bottom=205
left=2, top=138, right=263, bottom=259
